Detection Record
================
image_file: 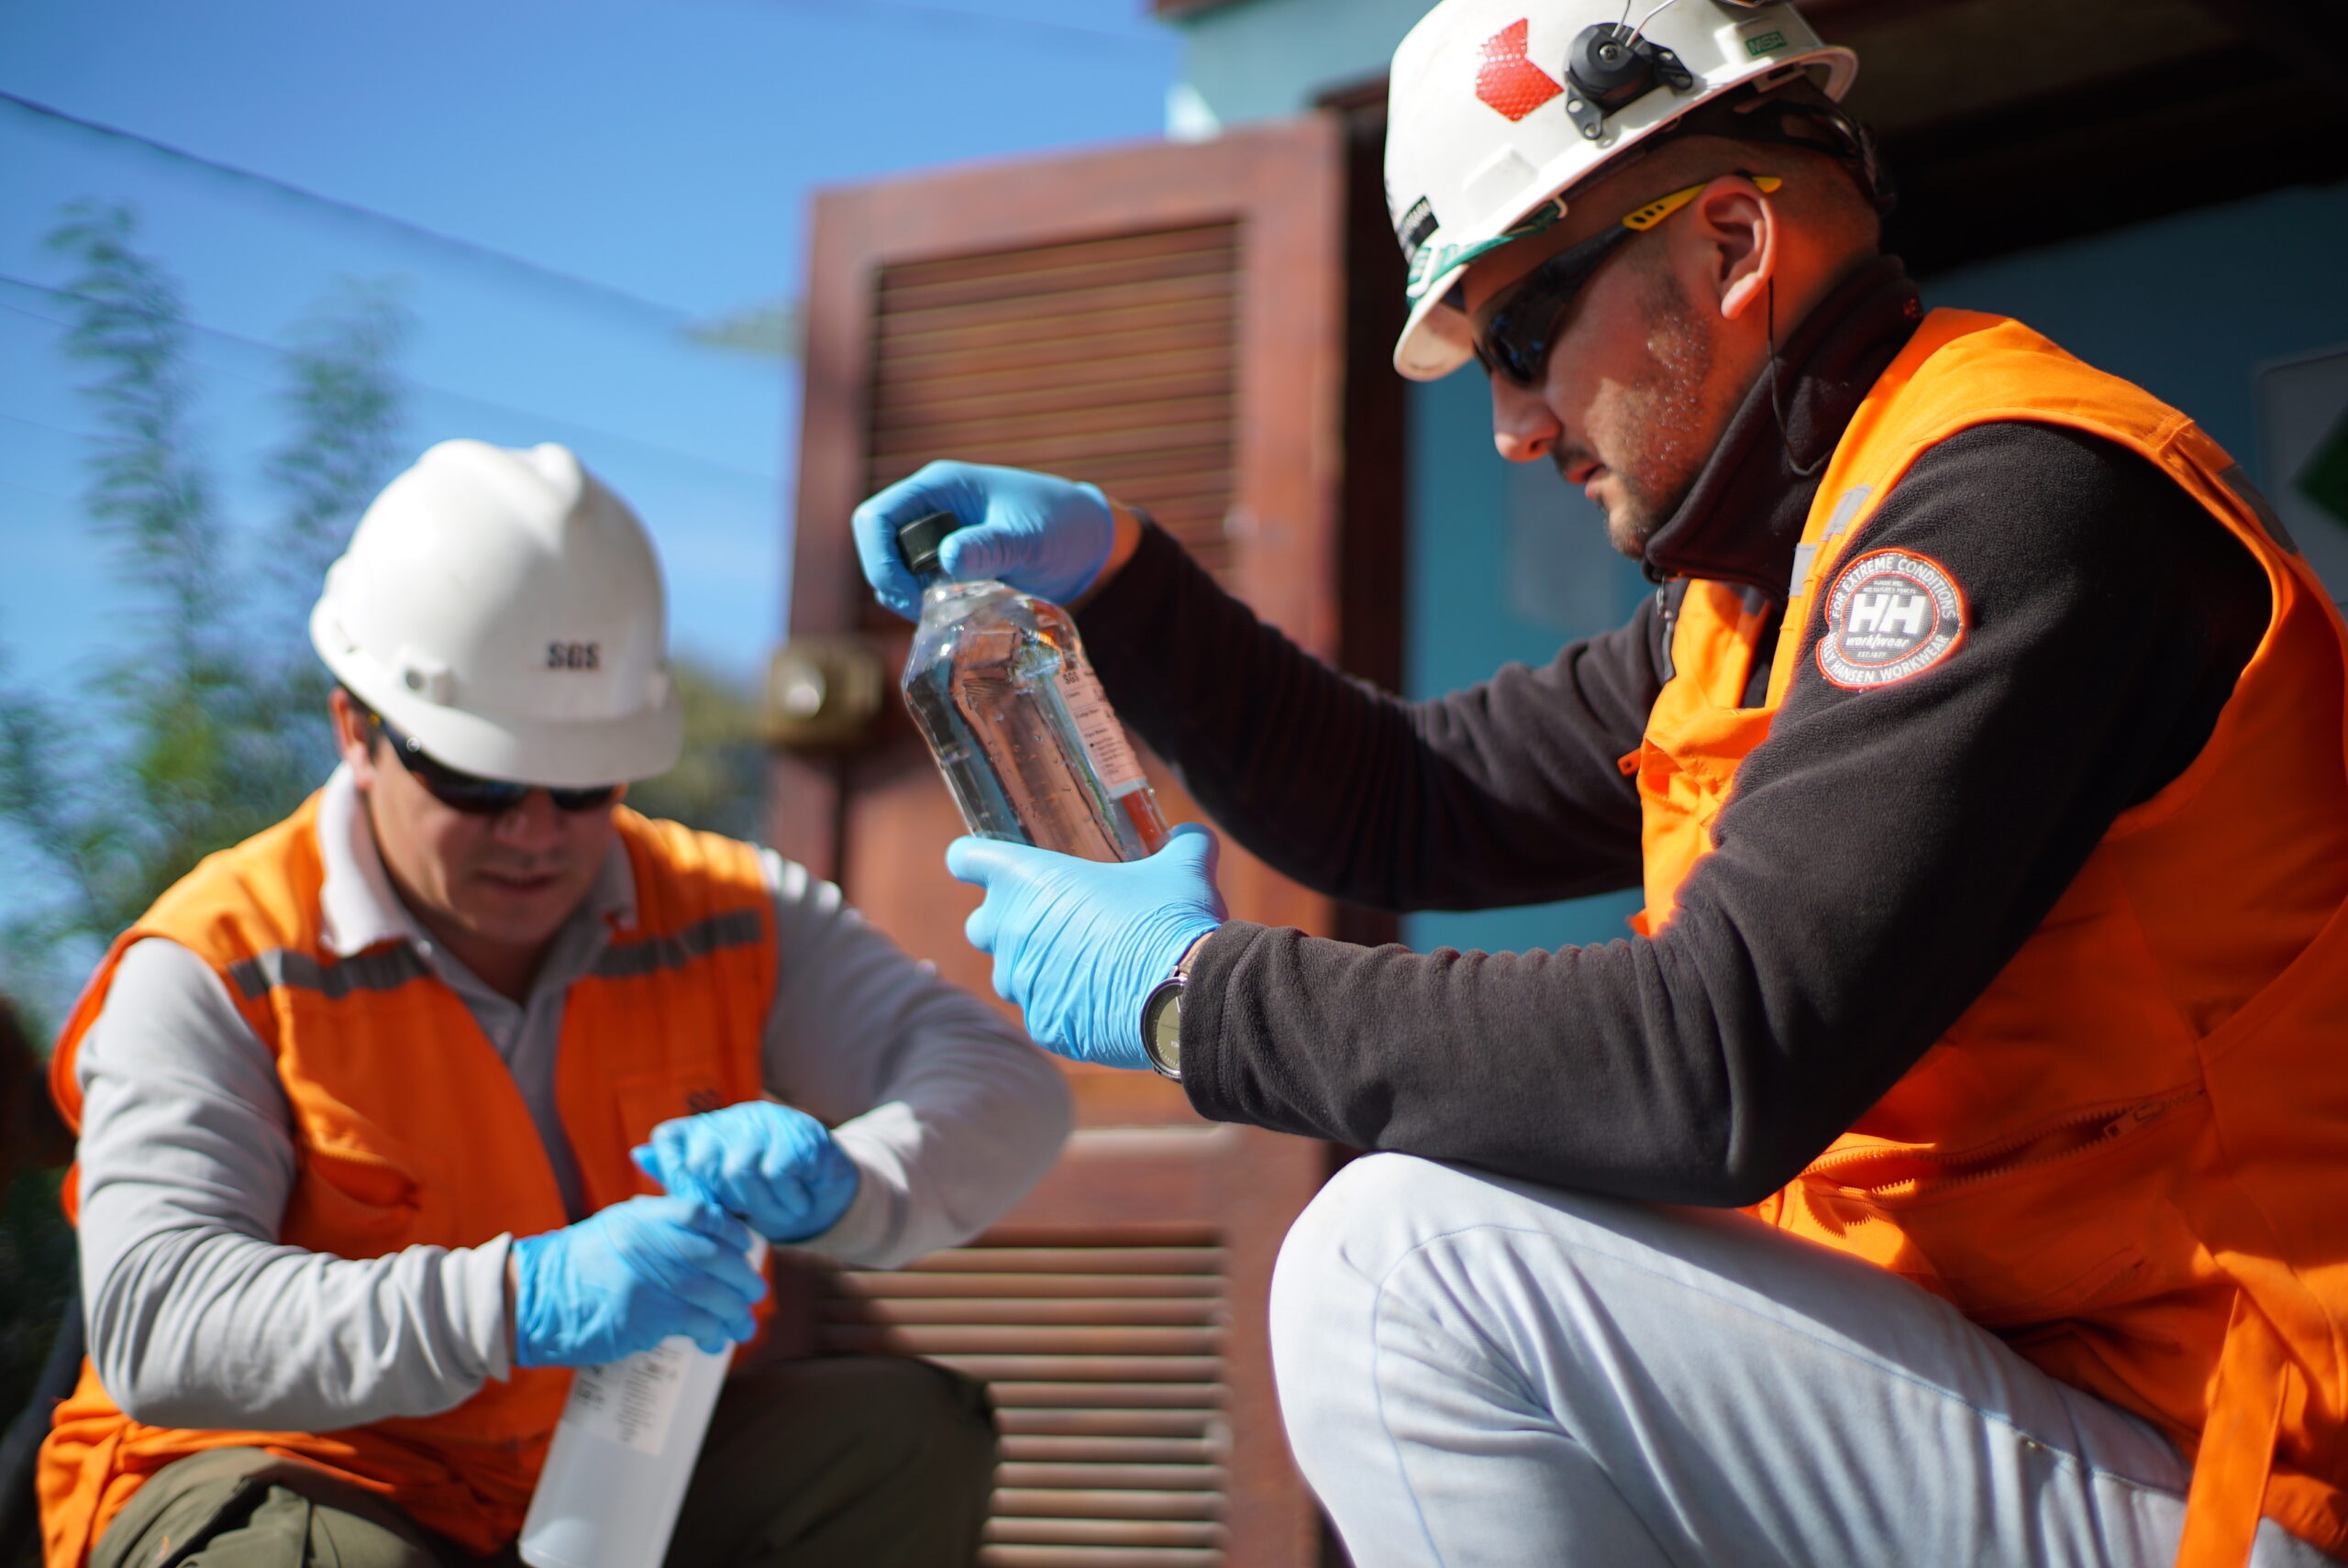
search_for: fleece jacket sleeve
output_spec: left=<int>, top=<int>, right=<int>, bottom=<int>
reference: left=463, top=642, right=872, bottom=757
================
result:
left=1079, top=521, right=1666, bottom=912
left=1103, top=424, right=2268, bottom=1203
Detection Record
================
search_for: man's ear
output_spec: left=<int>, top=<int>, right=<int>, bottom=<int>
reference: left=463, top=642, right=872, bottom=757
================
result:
left=329, top=688, right=379, bottom=789
left=1697, top=175, right=1777, bottom=324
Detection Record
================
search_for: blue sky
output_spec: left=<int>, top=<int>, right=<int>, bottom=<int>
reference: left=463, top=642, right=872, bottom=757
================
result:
left=0, top=0, right=1180, bottom=691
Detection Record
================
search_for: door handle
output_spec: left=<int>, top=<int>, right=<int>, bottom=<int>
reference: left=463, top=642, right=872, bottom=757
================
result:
left=765, top=636, right=887, bottom=753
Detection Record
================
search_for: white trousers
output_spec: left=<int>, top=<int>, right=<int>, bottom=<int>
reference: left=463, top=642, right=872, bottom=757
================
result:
left=1268, top=1154, right=2335, bottom=1568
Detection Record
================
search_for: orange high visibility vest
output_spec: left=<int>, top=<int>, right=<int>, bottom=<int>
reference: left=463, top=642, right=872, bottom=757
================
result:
left=1627, top=309, right=2348, bottom=1567
left=38, top=795, right=778, bottom=1567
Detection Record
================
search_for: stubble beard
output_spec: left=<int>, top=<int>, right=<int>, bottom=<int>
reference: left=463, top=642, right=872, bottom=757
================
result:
left=1567, top=262, right=1718, bottom=560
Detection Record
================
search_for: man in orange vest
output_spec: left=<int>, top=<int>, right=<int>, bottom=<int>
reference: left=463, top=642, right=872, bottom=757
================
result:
left=41, top=438, right=1071, bottom=1568
left=846, top=3, right=2348, bottom=1566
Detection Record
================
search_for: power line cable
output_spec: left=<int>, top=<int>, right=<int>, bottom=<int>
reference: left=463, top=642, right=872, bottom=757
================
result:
left=2, top=291, right=770, bottom=487
left=0, top=477, right=82, bottom=507
left=0, top=282, right=776, bottom=488
left=0, top=91, right=706, bottom=333
left=5, top=371, right=768, bottom=492
left=0, top=409, right=95, bottom=445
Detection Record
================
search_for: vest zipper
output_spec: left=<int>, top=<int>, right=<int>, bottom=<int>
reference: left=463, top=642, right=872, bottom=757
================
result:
left=1807, top=1086, right=2207, bottom=1200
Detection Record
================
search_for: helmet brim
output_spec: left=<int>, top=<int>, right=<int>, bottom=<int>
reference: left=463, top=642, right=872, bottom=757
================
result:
left=1395, top=269, right=1480, bottom=382
left=314, top=601, right=685, bottom=789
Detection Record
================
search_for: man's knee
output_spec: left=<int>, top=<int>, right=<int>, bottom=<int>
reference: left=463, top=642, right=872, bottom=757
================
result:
left=749, top=1353, right=991, bottom=1478
left=90, top=1450, right=441, bottom=1568
left=670, top=1355, right=997, bottom=1567
left=1271, top=1153, right=1494, bottom=1340
left=1274, top=1153, right=1574, bottom=1496
left=829, top=1355, right=996, bottom=1491
left=1270, top=1156, right=1651, bottom=1419
left=716, top=1354, right=995, bottom=1506
left=1271, top=1154, right=1488, bottom=1407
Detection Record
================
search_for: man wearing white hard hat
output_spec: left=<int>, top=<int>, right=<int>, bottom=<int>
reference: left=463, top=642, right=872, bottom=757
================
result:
left=848, top=2, right=2348, bottom=1566
left=39, top=439, right=1069, bottom=1568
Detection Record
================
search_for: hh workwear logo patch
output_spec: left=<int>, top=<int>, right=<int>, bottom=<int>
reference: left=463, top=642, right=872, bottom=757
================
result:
left=1478, top=19, right=1563, bottom=122
left=1818, top=549, right=1966, bottom=689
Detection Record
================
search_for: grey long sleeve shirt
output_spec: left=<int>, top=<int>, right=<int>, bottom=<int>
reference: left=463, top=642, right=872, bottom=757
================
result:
left=72, top=765, right=1070, bottom=1432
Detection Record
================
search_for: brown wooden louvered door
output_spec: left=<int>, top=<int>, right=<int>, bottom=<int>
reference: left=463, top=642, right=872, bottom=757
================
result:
left=872, top=222, right=1246, bottom=577
left=773, top=116, right=1368, bottom=1568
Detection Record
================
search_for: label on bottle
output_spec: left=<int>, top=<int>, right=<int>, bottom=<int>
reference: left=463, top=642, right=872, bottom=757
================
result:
left=1054, top=652, right=1146, bottom=794
left=559, top=1341, right=692, bottom=1456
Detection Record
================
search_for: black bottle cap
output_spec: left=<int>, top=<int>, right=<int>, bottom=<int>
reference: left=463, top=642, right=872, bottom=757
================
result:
left=896, top=511, right=963, bottom=577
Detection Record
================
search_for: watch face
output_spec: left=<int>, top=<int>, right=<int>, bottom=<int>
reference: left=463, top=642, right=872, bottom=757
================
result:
left=1145, top=982, right=1183, bottom=1077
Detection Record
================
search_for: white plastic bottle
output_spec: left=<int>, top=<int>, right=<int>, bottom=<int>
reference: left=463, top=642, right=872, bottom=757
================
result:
left=518, top=1238, right=769, bottom=1568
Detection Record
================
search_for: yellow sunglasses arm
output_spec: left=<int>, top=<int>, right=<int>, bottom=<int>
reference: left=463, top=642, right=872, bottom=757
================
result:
left=1619, top=173, right=1784, bottom=232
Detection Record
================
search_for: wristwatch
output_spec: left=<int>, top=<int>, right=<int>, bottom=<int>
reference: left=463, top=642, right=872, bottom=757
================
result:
left=1139, top=938, right=1206, bottom=1080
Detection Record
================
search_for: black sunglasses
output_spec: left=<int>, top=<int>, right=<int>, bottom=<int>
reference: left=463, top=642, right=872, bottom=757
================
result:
left=371, top=715, right=622, bottom=816
left=1472, top=225, right=1638, bottom=389
left=1470, top=175, right=1782, bottom=390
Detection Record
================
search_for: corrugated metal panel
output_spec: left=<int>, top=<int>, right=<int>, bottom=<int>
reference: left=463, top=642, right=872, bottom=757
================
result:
left=818, top=1229, right=1231, bottom=1568
left=866, top=225, right=1242, bottom=579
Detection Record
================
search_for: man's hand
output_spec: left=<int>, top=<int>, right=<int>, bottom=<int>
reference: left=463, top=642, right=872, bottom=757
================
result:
left=947, top=825, right=1226, bottom=1070
left=510, top=1195, right=766, bottom=1367
left=633, top=1101, right=861, bottom=1245
left=852, top=459, right=1119, bottom=620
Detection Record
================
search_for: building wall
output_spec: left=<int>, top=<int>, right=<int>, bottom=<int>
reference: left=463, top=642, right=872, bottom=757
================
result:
left=1168, top=0, right=1430, bottom=130
left=1164, top=0, right=2348, bottom=956
left=1405, top=366, right=1652, bottom=955
left=1922, top=179, right=2348, bottom=598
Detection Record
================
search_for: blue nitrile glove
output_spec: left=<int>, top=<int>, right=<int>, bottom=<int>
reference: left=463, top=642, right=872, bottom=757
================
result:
left=631, top=1101, right=861, bottom=1245
left=946, top=824, right=1225, bottom=1070
left=510, top=1195, right=766, bottom=1367
left=852, top=458, right=1113, bottom=620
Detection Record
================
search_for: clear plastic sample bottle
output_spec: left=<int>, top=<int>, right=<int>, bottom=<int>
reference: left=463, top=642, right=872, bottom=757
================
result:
left=517, top=1238, right=769, bottom=1568
left=897, top=511, right=1169, bottom=863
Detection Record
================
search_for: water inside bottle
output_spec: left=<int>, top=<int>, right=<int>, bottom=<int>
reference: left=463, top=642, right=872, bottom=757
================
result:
left=903, top=579, right=1168, bottom=863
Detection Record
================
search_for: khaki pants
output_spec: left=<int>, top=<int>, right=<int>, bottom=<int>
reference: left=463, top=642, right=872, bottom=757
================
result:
left=90, top=1358, right=997, bottom=1568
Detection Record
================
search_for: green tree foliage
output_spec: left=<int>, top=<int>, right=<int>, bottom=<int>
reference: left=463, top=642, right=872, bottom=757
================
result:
left=626, top=659, right=768, bottom=842
left=0, top=206, right=411, bottom=1485
left=0, top=204, right=411, bottom=1021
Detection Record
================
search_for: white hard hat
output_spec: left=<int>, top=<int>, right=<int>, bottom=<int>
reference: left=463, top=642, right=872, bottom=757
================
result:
left=1386, top=0, right=1857, bottom=381
left=310, top=440, right=683, bottom=787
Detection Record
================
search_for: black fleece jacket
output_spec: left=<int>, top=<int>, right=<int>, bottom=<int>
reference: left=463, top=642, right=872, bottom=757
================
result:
left=1073, top=258, right=2270, bottom=1205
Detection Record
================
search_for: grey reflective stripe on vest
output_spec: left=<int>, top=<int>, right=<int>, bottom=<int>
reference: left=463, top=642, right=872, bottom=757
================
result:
left=590, top=907, right=765, bottom=982
left=1825, top=484, right=1874, bottom=543
left=228, top=945, right=430, bottom=1003
left=1787, top=484, right=1875, bottom=601
left=1788, top=543, right=1818, bottom=601
left=227, top=907, right=765, bottom=1001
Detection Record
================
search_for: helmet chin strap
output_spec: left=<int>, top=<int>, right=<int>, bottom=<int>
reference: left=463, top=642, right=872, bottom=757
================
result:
left=1767, top=276, right=1827, bottom=479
